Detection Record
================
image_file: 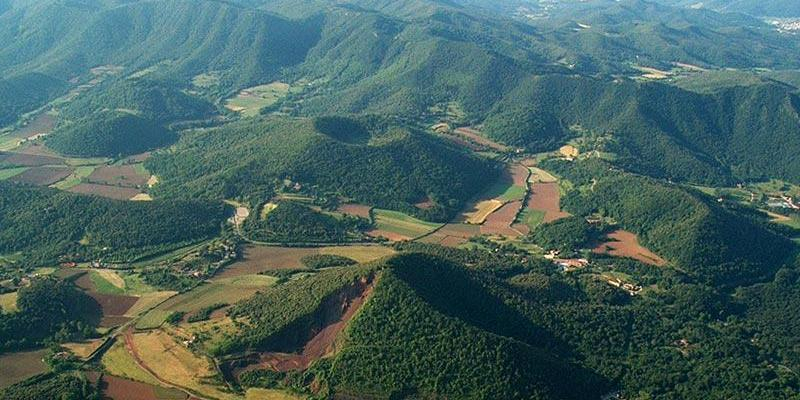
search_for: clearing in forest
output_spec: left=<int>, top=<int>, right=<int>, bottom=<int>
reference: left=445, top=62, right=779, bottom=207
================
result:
left=336, top=203, right=372, bottom=218
left=593, top=230, right=667, bottom=266
left=224, top=82, right=295, bottom=117
left=0, top=292, right=18, bottom=313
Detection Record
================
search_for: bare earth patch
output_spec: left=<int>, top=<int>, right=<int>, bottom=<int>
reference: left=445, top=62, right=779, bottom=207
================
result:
left=233, top=277, right=376, bottom=376
left=528, top=182, right=570, bottom=223
left=336, top=203, right=372, bottom=218
left=68, top=183, right=141, bottom=200
left=0, top=151, right=64, bottom=167
left=0, top=349, right=48, bottom=388
left=593, top=230, right=667, bottom=266
left=87, top=164, right=149, bottom=187
left=481, top=200, right=525, bottom=237
left=8, top=166, right=73, bottom=185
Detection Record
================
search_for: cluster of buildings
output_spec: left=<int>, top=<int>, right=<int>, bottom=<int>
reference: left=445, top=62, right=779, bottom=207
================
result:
left=766, top=195, right=800, bottom=210
left=607, top=278, right=643, bottom=296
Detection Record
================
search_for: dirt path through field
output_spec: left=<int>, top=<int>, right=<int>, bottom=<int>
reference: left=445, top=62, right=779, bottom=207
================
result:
left=123, top=329, right=212, bottom=400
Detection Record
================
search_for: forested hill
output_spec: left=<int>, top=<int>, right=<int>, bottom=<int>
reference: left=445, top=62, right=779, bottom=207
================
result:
left=0, top=73, right=67, bottom=126
left=0, top=181, right=225, bottom=265
left=546, top=159, right=798, bottom=286
left=0, top=0, right=322, bottom=88
left=146, top=116, right=497, bottom=221
left=61, top=78, right=216, bottom=124
left=484, top=75, right=800, bottom=185
left=46, top=111, right=175, bottom=158
left=655, top=0, right=800, bottom=17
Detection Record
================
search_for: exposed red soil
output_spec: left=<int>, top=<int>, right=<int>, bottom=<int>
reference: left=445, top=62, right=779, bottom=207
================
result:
left=234, top=277, right=376, bottom=376
left=528, top=182, right=570, bottom=223
left=512, top=222, right=531, bottom=236
left=509, top=164, right=529, bottom=186
left=481, top=200, right=525, bottom=238
left=336, top=203, right=372, bottom=218
left=87, top=165, right=149, bottom=187
left=100, top=374, right=174, bottom=400
left=215, top=246, right=319, bottom=278
left=9, top=166, right=73, bottom=185
left=0, top=151, right=64, bottom=167
left=74, top=272, right=97, bottom=291
left=87, top=291, right=139, bottom=327
left=12, top=114, right=56, bottom=139
left=592, top=230, right=667, bottom=266
left=67, top=183, right=141, bottom=200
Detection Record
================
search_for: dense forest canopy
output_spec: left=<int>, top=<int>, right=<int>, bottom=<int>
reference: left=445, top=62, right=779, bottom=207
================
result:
left=0, top=278, right=99, bottom=352
left=0, top=182, right=225, bottom=264
left=1, top=0, right=800, bottom=399
left=146, top=116, right=497, bottom=221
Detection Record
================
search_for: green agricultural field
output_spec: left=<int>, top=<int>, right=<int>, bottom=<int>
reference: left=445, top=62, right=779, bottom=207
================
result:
left=136, top=275, right=276, bottom=329
left=101, top=340, right=162, bottom=386
left=372, top=209, right=443, bottom=239
left=224, top=82, right=295, bottom=117
left=86, top=270, right=156, bottom=296
left=0, top=167, right=28, bottom=180
left=517, top=207, right=546, bottom=230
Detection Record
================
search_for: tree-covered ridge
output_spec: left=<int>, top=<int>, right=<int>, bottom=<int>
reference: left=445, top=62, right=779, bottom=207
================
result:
left=0, top=373, right=100, bottom=400
left=315, top=253, right=607, bottom=399
left=220, top=264, right=378, bottom=355
left=146, top=116, right=497, bottom=221
left=241, top=201, right=369, bottom=244
left=0, top=181, right=225, bottom=265
left=547, top=159, right=797, bottom=286
left=46, top=111, right=175, bottom=157
left=62, top=78, right=216, bottom=124
left=0, top=72, right=66, bottom=126
left=0, top=0, right=323, bottom=90
left=485, top=75, right=800, bottom=185
left=0, top=278, right=100, bottom=352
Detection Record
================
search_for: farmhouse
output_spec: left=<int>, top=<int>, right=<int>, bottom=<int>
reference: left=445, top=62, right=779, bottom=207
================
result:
left=555, top=258, right=589, bottom=272
left=607, top=278, right=642, bottom=296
